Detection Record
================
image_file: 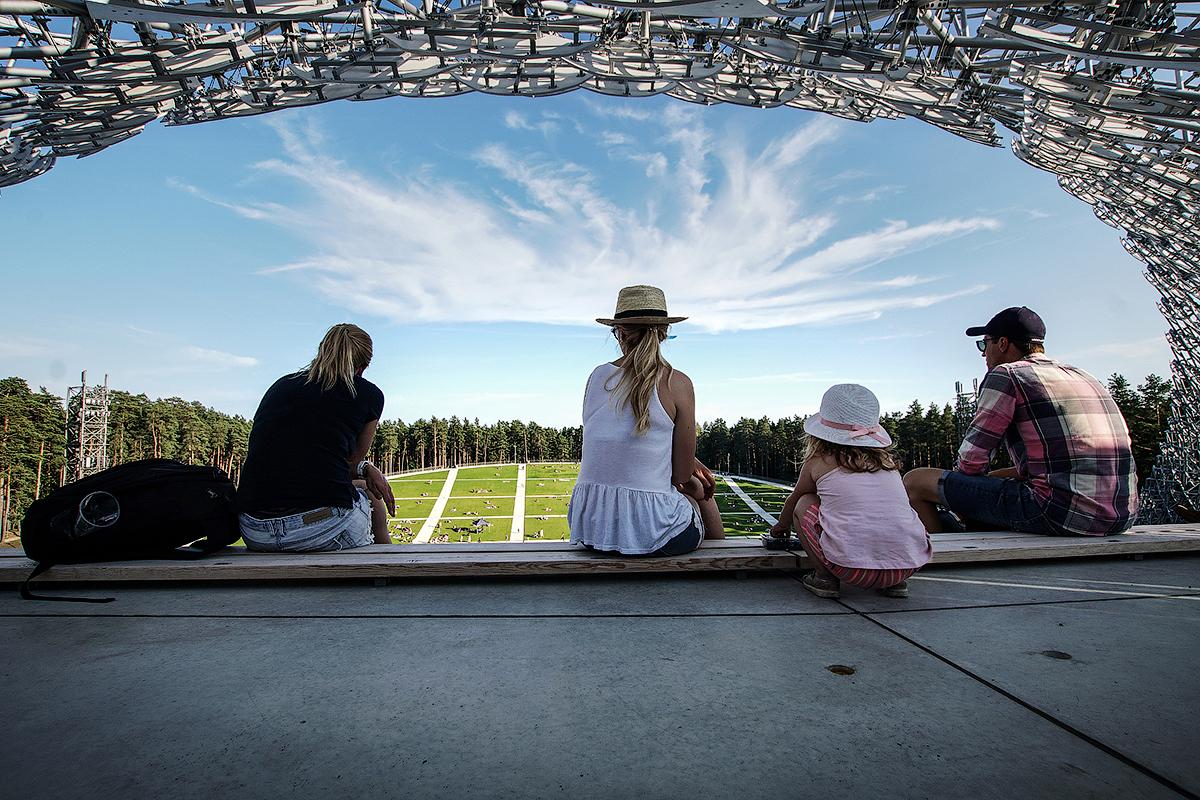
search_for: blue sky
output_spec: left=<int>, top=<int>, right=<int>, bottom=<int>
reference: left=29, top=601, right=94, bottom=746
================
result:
left=1, top=91, right=1169, bottom=426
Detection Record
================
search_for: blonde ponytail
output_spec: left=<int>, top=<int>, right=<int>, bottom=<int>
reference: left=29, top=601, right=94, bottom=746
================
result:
left=608, top=325, right=670, bottom=434
left=306, top=323, right=373, bottom=396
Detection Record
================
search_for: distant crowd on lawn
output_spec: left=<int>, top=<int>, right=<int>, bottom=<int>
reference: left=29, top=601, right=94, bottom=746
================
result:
left=233, top=287, right=1138, bottom=600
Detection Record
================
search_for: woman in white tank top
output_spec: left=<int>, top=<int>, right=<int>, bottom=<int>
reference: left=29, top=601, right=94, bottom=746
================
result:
left=568, top=286, right=724, bottom=555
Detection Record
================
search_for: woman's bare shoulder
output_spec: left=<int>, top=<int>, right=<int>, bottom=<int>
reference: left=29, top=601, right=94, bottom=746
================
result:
left=665, top=367, right=693, bottom=390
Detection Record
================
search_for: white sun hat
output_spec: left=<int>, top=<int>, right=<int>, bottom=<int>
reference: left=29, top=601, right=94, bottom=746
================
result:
left=803, top=383, right=893, bottom=449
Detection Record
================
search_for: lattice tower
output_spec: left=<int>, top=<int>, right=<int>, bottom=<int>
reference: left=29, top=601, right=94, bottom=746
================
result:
left=952, top=379, right=979, bottom=444
left=65, top=371, right=110, bottom=481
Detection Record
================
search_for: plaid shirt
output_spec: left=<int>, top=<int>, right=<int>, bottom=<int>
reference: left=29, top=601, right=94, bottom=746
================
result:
left=956, top=354, right=1138, bottom=535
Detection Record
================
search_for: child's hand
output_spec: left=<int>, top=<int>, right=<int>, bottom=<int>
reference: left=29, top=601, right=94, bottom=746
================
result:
left=769, top=521, right=790, bottom=538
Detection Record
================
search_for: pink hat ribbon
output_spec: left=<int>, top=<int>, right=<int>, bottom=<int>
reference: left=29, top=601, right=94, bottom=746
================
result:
left=819, top=417, right=889, bottom=445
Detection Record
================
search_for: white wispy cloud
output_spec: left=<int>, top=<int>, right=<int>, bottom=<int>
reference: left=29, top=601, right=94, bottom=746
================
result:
left=184, top=346, right=259, bottom=368
left=837, top=184, right=903, bottom=204
left=727, top=371, right=833, bottom=384
left=503, top=110, right=559, bottom=136
left=0, top=335, right=58, bottom=358
left=857, top=330, right=934, bottom=342
left=1066, top=335, right=1170, bottom=361
left=185, top=110, right=1000, bottom=333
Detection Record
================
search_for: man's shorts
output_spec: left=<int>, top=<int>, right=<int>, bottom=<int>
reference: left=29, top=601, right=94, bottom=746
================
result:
left=239, top=487, right=374, bottom=551
left=938, top=471, right=1065, bottom=535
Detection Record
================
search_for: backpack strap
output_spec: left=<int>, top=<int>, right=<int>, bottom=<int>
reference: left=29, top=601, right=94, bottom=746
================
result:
left=19, top=561, right=115, bottom=604
left=170, top=533, right=235, bottom=559
left=20, top=535, right=231, bottom=601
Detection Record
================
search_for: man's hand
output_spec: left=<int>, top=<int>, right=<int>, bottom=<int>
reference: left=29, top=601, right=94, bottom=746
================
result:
left=692, top=460, right=716, bottom=501
left=364, top=463, right=396, bottom=516
left=988, top=467, right=1020, bottom=479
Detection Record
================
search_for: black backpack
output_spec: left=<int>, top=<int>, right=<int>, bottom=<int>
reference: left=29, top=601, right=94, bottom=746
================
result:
left=19, top=458, right=240, bottom=602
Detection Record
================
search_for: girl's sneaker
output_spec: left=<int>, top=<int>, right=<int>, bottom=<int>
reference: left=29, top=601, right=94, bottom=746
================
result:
left=879, top=581, right=909, bottom=598
left=801, top=571, right=840, bottom=598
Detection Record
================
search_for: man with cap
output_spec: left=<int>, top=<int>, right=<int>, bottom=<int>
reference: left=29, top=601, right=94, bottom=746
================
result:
left=903, top=307, right=1138, bottom=536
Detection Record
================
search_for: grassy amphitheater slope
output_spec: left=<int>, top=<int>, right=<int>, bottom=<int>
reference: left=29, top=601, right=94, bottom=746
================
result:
left=386, top=463, right=787, bottom=543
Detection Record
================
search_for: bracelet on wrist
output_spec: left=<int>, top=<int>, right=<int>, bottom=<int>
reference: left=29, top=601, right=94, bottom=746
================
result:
left=356, top=459, right=371, bottom=478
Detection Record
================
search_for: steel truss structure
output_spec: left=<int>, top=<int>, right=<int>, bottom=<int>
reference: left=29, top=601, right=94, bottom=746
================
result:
left=65, top=370, right=110, bottom=481
left=2, top=0, right=1197, bottom=513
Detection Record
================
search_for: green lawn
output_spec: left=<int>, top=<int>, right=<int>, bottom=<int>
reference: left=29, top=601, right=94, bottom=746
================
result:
left=527, top=477, right=576, bottom=491
left=391, top=486, right=446, bottom=503
left=716, top=494, right=750, bottom=514
left=390, top=469, right=450, bottom=482
left=457, top=465, right=519, bottom=479
left=443, top=496, right=517, bottom=517
left=527, top=495, right=571, bottom=515
left=746, top=496, right=787, bottom=512
left=428, top=517, right=512, bottom=542
left=390, top=476, right=447, bottom=499
left=524, top=516, right=571, bottom=541
left=380, top=465, right=796, bottom=543
left=526, top=463, right=580, bottom=479
left=450, top=478, right=518, bottom=496
left=393, top=497, right=438, bottom=516
left=730, top=478, right=791, bottom=492
left=722, top=518, right=770, bottom=537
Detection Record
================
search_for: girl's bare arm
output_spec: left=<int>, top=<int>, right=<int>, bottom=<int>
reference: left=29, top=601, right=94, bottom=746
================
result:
left=770, top=459, right=818, bottom=537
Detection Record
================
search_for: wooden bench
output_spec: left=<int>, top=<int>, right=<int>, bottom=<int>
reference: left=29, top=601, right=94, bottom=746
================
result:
left=1, top=524, right=1198, bottom=584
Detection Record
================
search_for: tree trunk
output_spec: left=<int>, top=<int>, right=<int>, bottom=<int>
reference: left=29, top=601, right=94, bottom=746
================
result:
left=35, top=439, right=44, bottom=499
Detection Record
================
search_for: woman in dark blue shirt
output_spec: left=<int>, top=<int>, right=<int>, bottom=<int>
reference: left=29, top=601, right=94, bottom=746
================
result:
left=236, top=324, right=396, bottom=551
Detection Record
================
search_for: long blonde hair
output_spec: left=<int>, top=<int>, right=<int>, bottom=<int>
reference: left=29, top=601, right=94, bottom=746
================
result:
left=306, top=323, right=373, bottom=396
left=804, top=434, right=901, bottom=473
left=607, top=325, right=670, bottom=434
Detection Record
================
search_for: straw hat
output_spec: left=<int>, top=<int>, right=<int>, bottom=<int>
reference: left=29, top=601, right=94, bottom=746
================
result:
left=803, top=383, right=893, bottom=449
left=596, top=285, right=687, bottom=326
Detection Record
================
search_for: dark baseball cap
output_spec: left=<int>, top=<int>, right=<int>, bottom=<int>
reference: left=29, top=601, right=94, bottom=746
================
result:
left=965, top=306, right=1046, bottom=341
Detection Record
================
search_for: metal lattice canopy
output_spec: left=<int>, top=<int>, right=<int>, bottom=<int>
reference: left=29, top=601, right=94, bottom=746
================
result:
left=2, top=0, right=1198, bottom=516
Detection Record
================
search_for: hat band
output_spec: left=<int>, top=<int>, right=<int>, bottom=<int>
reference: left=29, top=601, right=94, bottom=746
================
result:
left=614, top=308, right=668, bottom=319
left=819, top=417, right=888, bottom=445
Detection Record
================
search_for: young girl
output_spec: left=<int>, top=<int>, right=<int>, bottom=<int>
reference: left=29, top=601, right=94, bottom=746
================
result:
left=770, top=383, right=932, bottom=598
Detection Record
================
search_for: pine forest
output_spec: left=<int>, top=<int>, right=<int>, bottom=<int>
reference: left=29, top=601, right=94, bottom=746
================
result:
left=0, top=373, right=1173, bottom=543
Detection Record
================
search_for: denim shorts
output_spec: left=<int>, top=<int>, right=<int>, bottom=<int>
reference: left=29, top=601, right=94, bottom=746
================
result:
left=649, top=520, right=703, bottom=557
left=938, top=471, right=1064, bottom=536
left=239, top=488, right=374, bottom=552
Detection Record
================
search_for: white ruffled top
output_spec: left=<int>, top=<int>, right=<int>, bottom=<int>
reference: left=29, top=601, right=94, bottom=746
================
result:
left=568, top=362, right=698, bottom=554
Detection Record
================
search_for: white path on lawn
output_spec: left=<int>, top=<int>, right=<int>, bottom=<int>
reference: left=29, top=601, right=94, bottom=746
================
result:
left=721, top=474, right=793, bottom=490
left=723, top=476, right=778, bottom=525
left=510, top=464, right=527, bottom=542
left=414, top=467, right=459, bottom=543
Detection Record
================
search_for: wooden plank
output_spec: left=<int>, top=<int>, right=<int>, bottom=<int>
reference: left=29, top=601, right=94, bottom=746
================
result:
left=0, top=538, right=769, bottom=558
left=927, top=530, right=1200, bottom=564
left=0, top=547, right=800, bottom=582
left=1, top=525, right=1196, bottom=585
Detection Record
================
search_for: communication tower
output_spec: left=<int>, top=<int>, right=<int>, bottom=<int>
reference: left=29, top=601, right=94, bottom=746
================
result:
left=952, top=379, right=979, bottom=442
left=66, top=370, right=110, bottom=481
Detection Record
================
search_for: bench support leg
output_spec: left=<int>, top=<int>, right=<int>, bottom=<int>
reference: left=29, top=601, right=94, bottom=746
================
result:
left=373, top=578, right=389, bottom=586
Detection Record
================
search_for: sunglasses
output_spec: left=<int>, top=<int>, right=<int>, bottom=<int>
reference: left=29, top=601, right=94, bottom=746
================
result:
left=975, top=337, right=998, bottom=352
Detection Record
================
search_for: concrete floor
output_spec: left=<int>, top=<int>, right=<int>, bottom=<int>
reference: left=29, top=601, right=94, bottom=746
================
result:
left=4, top=555, right=1199, bottom=799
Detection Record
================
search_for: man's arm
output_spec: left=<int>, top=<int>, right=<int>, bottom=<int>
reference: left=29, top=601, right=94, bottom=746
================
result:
left=957, top=369, right=1018, bottom=476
